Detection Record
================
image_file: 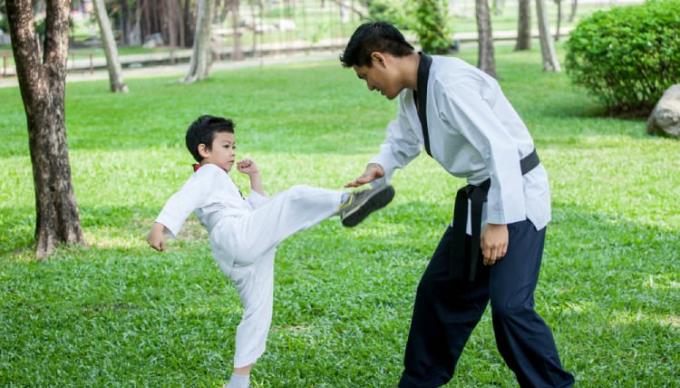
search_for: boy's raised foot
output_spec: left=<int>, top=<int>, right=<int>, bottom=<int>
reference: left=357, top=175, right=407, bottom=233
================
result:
left=340, top=184, right=395, bottom=227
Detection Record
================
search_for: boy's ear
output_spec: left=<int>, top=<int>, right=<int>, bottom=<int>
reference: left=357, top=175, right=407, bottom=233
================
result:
left=197, top=143, right=211, bottom=158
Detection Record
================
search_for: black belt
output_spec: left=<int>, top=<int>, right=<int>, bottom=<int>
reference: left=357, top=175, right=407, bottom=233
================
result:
left=450, top=149, right=541, bottom=281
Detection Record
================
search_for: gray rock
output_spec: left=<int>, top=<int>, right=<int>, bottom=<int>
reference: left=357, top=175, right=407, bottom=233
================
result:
left=647, top=84, right=680, bottom=138
left=143, top=33, right=164, bottom=49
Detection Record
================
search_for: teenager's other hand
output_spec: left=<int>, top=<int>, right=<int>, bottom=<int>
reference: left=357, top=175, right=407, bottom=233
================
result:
left=481, top=223, right=508, bottom=266
left=237, top=158, right=260, bottom=176
left=345, top=163, right=385, bottom=188
left=147, top=223, right=166, bottom=252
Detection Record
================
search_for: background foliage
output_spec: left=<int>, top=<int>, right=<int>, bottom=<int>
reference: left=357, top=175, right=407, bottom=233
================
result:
left=565, top=0, right=680, bottom=115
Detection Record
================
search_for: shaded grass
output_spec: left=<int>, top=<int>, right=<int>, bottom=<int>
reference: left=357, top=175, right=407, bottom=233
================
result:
left=0, top=45, right=678, bottom=386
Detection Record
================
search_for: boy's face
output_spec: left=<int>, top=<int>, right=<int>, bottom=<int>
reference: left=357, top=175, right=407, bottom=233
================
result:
left=353, top=52, right=402, bottom=100
left=200, top=132, right=236, bottom=172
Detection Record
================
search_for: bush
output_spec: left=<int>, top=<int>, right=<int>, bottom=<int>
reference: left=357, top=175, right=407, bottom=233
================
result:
left=414, top=0, right=451, bottom=54
left=365, top=0, right=415, bottom=30
left=565, top=0, right=680, bottom=114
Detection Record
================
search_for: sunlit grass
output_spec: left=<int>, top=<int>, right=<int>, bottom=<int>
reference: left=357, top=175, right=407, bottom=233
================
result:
left=0, top=45, right=677, bottom=386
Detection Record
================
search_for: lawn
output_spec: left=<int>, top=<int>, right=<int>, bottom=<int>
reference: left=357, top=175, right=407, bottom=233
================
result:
left=0, top=46, right=678, bottom=387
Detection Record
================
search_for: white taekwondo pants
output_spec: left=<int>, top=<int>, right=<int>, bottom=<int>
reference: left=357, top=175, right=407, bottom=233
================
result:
left=214, top=185, right=343, bottom=368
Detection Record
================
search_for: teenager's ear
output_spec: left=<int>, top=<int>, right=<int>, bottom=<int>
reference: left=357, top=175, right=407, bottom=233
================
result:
left=370, top=52, right=387, bottom=68
left=197, top=143, right=211, bottom=158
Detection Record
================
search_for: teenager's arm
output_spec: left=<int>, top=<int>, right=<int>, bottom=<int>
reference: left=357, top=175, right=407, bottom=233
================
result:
left=347, top=98, right=420, bottom=188
left=370, top=100, right=422, bottom=180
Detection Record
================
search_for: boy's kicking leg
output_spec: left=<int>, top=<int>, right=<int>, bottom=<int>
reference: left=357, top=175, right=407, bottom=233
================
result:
left=234, top=184, right=394, bottom=263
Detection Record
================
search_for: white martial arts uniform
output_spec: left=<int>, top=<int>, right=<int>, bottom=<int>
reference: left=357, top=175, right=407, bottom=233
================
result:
left=155, top=163, right=343, bottom=368
left=371, top=55, right=551, bottom=231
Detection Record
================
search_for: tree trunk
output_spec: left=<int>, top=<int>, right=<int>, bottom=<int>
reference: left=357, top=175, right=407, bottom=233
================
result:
left=250, top=0, right=258, bottom=54
left=93, top=0, right=128, bottom=93
left=5, top=0, right=85, bottom=259
left=536, top=0, right=561, bottom=71
left=230, top=0, right=242, bottom=60
left=568, top=0, right=578, bottom=22
left=184, top=0, right=214, bottom=83
left=515, top=0, right=531, bottom=51
left=184, top=0, right=194, bottom=47
left=555, top=0, right=562, bottom=41
left=475, top=0, right=497, bottom=78
left=119, top=0, right=130, bottom=45
left=129, top=0, right=142, bottom=45
left=492, top=0, right=505, bottom=15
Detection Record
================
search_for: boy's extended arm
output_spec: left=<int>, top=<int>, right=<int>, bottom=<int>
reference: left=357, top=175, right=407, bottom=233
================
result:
left=147, top=222, right=167, bottom=252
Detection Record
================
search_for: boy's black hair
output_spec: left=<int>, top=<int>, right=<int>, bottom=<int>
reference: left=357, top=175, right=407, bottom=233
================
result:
left=340, top=21, right=414, bottom=68
left=185, top=115, right=235, bottom=162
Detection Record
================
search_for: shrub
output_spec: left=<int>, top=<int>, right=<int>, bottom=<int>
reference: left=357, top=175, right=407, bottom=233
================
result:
left=365, top=0, right=415, bottom=30
left=565, top=0, right=680, bottom=114
left=414, top=0, right=452, bottom=54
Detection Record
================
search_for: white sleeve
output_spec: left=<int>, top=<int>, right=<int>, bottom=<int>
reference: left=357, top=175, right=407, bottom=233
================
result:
left=246, top=190, right=269, bottom=209
left=155, top=167, right=218, bottom=238
left=370, top=100, right=421, bottom=181
left=436, top=80, right=525, bottom=225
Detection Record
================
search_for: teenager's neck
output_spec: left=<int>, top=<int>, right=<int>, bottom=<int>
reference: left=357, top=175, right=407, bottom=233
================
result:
left=403, top=52, right=421, bottom=91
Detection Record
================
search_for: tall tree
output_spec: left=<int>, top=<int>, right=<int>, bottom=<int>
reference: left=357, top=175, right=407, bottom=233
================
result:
left=5, top=0, right=84, bottom=258
left=554, top=0, right=563, bottom=41
left=119, top=0, right=130, bottom=45
left=476, top=0, right=496, bottom=77
left=568, top=0, right=578, bottom=22
left=536, top=0, right=560, bottom=71
left=515, top=0, right=531, bottom=51
left=93, top=0, right=128, bottom=92
left=184, top=0, right=214, bottom=83
left=229, top=0, right=242, bottom=60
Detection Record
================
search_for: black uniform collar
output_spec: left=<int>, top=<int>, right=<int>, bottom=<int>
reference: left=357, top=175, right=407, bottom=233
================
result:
left=414, top=53, right=433, bottom=156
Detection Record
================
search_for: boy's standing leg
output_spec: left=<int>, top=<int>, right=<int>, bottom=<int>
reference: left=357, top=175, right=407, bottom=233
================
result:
left=400, top=221, right=574, bottom=387
left=229, top=249, right=276, bottom=373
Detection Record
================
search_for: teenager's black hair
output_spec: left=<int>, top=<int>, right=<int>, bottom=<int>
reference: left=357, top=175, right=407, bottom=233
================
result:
left=185, top=115, right=235, bottom=162
left=340, top=21, right=414, bottom=68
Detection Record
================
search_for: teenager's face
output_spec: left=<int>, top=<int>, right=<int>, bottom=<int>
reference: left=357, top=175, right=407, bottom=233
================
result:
left=353, top=53, right=402, bottom=100
left=200, top=132, right=236, bottom=172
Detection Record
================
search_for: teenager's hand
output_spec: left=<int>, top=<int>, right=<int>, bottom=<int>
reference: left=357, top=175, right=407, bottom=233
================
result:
left=481, top=223, right=508, bottom=266
left=147, top=223, right=167, bottom=252
left=237, top=158, right=260, bottom=176
left=345, top=163, right=385, bottom=188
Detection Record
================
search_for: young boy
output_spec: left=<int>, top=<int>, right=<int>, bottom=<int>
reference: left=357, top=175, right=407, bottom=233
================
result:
left=147, top=115, right=394, bottom=387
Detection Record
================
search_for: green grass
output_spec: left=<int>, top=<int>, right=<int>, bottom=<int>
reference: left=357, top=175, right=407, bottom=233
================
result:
left=0, top=45, right=678, bottom=387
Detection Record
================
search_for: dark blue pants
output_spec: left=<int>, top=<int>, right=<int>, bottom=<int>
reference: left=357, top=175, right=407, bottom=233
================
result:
left=399, top=220, right=574, bottom=388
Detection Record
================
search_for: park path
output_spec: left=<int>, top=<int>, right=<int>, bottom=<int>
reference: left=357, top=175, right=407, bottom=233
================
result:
left=0, top=27, right=573, bottom=89
left=0, top=50, right=341, bottom=89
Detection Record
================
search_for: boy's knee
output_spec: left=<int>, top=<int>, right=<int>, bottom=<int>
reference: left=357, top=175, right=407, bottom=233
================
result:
left=287, top=185, right=312, bottom=199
